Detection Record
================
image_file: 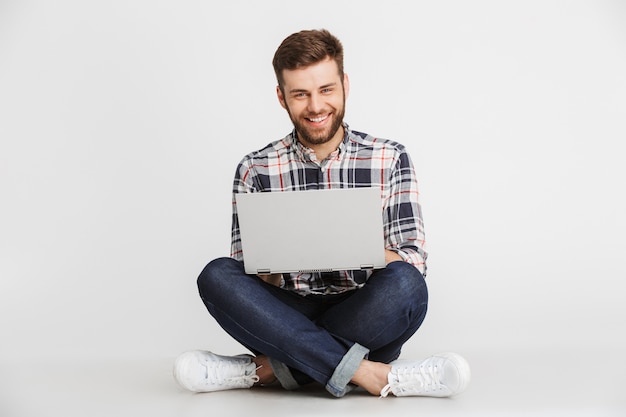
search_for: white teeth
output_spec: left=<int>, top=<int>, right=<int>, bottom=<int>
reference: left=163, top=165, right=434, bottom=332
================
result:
left=308, top=115, right=327, bottom=123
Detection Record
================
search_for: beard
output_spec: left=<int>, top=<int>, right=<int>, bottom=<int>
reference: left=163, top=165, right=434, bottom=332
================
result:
left=286, top=98, right=346, bottom=146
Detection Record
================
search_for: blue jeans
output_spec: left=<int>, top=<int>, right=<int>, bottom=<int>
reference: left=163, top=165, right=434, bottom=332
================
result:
left=197, top=257, right=428, bottom=397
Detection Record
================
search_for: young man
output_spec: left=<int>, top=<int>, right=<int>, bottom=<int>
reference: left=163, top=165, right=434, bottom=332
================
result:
left=174, top=29, right=471, bottom=398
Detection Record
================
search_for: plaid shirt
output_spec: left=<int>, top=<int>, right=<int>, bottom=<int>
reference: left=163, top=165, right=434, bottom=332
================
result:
left=230, top=125, right=427, bottom=295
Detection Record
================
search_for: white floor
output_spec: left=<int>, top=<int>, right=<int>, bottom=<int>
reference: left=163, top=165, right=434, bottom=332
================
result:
left=2, top=347, right=624, bottom=417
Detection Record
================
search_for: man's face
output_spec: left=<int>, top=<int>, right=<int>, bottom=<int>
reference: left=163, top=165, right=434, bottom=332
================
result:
left=277, top=58, right=349, bottom=148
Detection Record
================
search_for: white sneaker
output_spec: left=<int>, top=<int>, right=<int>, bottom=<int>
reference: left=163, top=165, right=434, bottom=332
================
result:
left=173, top=350, right=259, bottom=392
left=380, top=352, right=471, bottom=398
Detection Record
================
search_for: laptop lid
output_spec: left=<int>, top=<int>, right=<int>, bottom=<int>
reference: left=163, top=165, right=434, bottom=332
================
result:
left=235, top=187, right=386, bottom=274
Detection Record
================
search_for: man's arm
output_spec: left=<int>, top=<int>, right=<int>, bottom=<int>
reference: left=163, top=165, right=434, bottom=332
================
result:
left=383, top=148, right=427, bottom=275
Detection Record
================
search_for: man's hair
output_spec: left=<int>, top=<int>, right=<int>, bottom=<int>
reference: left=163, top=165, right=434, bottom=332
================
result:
left=272, top=29, right=344, bottom=89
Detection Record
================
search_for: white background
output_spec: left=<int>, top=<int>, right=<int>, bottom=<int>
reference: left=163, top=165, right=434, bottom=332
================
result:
left=1, top=0, right=625, bottom=365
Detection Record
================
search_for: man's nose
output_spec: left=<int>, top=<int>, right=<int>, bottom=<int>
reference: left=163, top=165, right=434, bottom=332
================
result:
left=307, top=92, right=323, bottom=113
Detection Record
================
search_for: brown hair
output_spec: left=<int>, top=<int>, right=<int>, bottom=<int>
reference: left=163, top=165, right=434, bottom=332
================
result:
left=272, top=29, right=344, bottom=89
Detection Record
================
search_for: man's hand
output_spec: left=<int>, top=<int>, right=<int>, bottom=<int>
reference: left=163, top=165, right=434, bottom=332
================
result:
left=257, top=273, right=282, bottom=286
left=385, top=249, right=403, bottom=265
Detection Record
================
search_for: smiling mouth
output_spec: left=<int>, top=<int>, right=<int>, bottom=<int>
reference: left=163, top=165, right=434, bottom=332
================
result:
left=306, top=114, right=329, bottom=124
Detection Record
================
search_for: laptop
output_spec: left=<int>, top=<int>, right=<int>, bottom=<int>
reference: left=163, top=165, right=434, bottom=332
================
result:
left=235, top=187, right=386, bottom=274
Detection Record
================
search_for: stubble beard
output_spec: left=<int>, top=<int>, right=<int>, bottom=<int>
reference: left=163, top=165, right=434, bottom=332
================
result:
left=287, top=98, right=346, bottom=147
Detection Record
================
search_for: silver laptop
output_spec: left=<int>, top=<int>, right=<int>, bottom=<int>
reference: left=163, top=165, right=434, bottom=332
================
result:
left=235, top=187, right=386, bottom=274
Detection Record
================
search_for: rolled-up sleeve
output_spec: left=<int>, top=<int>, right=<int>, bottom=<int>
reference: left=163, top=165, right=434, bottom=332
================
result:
left=383, top=150, right=428, bottom=276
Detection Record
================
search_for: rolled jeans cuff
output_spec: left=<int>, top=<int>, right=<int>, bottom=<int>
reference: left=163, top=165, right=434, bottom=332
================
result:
left=325, top=343, right=370, bottom=398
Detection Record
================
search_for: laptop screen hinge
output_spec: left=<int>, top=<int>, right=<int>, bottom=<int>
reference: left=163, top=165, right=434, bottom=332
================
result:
left=257, top=268, right=271, bottom=275
left=360, top=264, right=374, bottom=270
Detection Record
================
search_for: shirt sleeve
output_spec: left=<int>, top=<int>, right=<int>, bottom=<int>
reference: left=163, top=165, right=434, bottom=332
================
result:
left=383, top=148, right=428, bottom=276
left=229, top=158, right=257, bottom=261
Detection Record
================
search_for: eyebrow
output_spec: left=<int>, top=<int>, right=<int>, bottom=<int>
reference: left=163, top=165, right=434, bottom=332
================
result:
left=288, top=82, right=338, bottom=94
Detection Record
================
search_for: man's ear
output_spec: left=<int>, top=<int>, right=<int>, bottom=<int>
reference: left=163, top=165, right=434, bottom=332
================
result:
left=343, top=73, right=350, bottom=99
left=276, top=86, right=287, bottom=110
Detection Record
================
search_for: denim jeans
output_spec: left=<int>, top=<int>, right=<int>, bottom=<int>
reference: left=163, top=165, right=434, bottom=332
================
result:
left=197, top=257, right=428, bottom=397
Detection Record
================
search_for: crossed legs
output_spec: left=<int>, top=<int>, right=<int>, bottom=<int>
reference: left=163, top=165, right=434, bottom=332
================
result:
left=196, top=257, right=428, bottom=397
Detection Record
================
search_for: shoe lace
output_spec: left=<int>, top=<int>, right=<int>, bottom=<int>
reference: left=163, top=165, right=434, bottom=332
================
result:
left=380, top=361, right=443, bottom=398
left=203, top=360, right=260, bottom=386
